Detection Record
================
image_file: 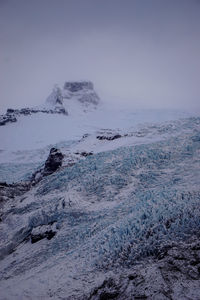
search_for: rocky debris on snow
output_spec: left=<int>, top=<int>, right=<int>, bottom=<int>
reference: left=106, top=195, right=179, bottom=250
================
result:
left=75, top=151, right=93, bottom=157
left=96, top=134, right=122, bottom=141
left=88, top=235, right=200, bottom=300
left=0, top=106, right=68, bottom=126
left=31, top=148, right=64, bottom=184
left=0, top=112, right=17, bottom=126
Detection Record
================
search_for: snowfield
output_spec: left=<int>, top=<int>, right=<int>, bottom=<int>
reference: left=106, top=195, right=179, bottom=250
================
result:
left=0, top=108, right=200, bottom=298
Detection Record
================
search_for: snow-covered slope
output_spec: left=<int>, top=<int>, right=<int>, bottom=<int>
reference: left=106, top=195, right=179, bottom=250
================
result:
left=0, top=82, right=200, bottom=299
left=0, top=117, right=200, bottom=299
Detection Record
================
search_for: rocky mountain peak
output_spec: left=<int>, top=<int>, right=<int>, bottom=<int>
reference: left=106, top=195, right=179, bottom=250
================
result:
left=47, top=80, right=100, bottom=109
left=0, top=81, right=100, bottom=126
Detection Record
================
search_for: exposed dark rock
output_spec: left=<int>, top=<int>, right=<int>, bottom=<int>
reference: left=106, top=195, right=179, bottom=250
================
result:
left=7, top=108, right=15, bottom=113
left=63, top=81, right=100, bottom=106
left=0, top=106, right=68, bottom=126
left=0, top=113, right=17, bottom=126
left=31, top=148, right=64, bottom=184
left=43, top=148, right=64, bottom=176
left=89, top=278, right=121, bottom=300
left=31, top=230, right=56, bottom=244
left=64, top=81, right=93, bottom=92
left=0, top=182, right=9, bottom=187
left=96, top=134, right=122, bottom=141
left=75, top=151, right=93, bottom=157
left=80, top=151, right=93, bottom=157
left=0, top=148, right=64, bottom=204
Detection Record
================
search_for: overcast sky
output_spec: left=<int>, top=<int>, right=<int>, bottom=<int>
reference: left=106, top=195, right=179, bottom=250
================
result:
left=0, top=0, right=200, bottom=112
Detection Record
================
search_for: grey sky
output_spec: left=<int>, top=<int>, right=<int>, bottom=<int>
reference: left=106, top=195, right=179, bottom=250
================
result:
left=0, top=0, right=200, bottom=112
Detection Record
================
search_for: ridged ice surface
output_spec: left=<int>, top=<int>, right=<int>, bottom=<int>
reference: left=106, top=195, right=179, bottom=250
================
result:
left=0, top=117, right=200, bottom=299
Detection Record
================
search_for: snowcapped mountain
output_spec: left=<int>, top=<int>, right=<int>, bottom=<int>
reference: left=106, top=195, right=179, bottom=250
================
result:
left=0, top=82, right=200, bottom=299
left=0, top=81, right=100, bottom=126
left=45, top=81, right=100, bottom=115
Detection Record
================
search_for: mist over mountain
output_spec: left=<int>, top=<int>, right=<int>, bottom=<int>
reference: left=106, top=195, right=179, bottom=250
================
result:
left=0, top=0, right=200, bottom=299
left=0, top=0, right=200, bottom=112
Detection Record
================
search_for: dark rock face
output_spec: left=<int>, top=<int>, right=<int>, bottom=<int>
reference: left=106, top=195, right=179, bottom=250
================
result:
left=0, top=113, right=17, bottom=126
left=31, top=230, right=56, bottom=244
left=75, top=151, right=93, bottom=157
left=96, top=134, right=122, bottom=141
left=64, top=81, right=93, bottom=92
left=43, top=148, right=64, bottom=176
left=63, top=81, right=100, bottom=106
left=0, top=148, right=64, bottom=206
left=31, top=148, right=64, bottom=184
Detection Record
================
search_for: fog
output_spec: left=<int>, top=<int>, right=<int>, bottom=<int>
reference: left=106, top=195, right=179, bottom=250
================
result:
left=0, top=0, right=200, bottom=112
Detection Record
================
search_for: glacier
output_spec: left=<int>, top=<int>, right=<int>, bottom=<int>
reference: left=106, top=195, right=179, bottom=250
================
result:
left=0, top=113, right=200, bottom=299
left=0, top=81, right=200, bottom=299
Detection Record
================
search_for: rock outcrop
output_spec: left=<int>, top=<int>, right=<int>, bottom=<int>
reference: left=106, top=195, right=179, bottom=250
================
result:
left=43, top=148, right=64, bottom=176
left=31, top=148, right=64, bottom=184
left=0, top=106, right=67, bottom=126
left=0, top=148, right=64, bottom=207
left=62, top=81, right=100, bottom=106
left=64, top=81, right=94, bottom=92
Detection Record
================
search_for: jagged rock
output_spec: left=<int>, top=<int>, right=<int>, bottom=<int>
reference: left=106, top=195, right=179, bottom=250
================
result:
left=64, top=81, right=93, bottom=92
left=0, top=148, right=64, bottom=204
left=75, top=151, right=93, bottom=157
left=96, top=134, right=122, bottom=141
left=43, top=148, right=64, bottom=176
left=31, top=230, right=56, bottom=243
left=63, top=81, right=100, bottom=106
left=0, top=106, right=68, bottom=126
left=31, top=148, right=64, bottom=184
left=7, top=108, right=15, bottom=114
left=0, top=113, right=17, bottom=126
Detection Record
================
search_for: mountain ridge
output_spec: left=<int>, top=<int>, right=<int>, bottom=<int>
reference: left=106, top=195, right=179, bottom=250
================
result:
left=0, top=81, right=100, bottom=126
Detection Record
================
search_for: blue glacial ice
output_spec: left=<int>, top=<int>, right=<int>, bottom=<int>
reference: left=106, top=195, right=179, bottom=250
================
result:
left=0, top=117, right=200, bottom=296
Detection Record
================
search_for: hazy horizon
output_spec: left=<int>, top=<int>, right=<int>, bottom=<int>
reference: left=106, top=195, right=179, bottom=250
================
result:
left=0, top=0, right=200, bottom=112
